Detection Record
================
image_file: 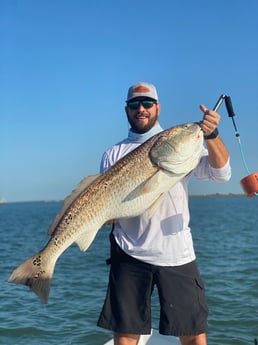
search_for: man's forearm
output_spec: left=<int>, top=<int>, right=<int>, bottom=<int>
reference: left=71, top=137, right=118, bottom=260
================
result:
left=205, top=135, right=229, bottom=168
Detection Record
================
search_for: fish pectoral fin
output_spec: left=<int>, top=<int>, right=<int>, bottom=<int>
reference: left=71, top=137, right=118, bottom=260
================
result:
left=48, top=174, right=101, bottom=236
left=75, top=229, right=99, bottom=252
left=146, top=193, right=165, bottom=218
left=123, top=171, right=162, bottom=202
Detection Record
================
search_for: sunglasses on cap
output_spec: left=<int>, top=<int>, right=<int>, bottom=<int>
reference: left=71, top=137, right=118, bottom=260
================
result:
left=127, top=100, right=157, bottom=110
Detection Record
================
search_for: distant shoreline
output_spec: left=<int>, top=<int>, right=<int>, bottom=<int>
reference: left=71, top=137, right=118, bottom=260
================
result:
left=189, top=193, right=246, bottom=198
left=0, top=194, right=249, bottom=204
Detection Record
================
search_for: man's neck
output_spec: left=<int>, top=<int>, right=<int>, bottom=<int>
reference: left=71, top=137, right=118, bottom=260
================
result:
left=128, top=123, right=163, bottom=143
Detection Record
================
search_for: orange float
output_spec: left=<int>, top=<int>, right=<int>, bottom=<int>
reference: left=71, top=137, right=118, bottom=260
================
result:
left=240, top=172, right=258, bottom=197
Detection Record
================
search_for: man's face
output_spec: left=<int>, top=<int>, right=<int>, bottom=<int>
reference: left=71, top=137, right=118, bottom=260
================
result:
left=125, top=97, right=161, bottom=134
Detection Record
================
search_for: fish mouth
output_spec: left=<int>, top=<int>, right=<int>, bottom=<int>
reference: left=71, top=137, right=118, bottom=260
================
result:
left=196, top=121, right=204, bottom=133
left=193, top=122, right=203, bottom=139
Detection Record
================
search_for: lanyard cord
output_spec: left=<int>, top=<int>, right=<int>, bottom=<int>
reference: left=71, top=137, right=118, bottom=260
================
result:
left=225, top=96, right=258, bottom=196
left=225, top=96, right=251, bottom=175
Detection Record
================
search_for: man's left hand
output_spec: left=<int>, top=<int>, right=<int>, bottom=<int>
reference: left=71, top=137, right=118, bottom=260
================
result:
left=199, top=104, right=220, bottom=136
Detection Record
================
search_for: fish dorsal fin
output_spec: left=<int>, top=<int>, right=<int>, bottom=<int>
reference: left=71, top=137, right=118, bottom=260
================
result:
left=124, top=171, right=162, bottom=202
left=48, top=174, right=100, bottom=236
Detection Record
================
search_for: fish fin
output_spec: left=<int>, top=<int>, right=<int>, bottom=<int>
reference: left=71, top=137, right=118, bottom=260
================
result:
left=75, top=229, right=99, bottom=252
left=124, top=171, right=162, bottom=202
left=48, top=174, right=100, bottom=236
left=146, top=193, right=165, bottom=218
left=7, top=252, right=56, bottom=304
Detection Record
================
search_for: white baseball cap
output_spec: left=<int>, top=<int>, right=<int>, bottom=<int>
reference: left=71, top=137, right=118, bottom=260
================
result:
left=126, top=82, right=159, bottom=102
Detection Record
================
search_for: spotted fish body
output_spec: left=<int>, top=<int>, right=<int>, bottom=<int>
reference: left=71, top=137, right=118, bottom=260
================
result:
left=8, top=123, right=203, bottom=303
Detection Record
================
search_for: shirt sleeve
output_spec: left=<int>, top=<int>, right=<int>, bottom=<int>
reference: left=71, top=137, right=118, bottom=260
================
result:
left=194, top=149, right=232, bottom=182
left=100, top=152, right=110, bottom=173
left=100, top=150, right=116, bottom=173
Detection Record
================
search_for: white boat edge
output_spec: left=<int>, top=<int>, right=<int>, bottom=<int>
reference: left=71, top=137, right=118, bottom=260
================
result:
left=104, top=328, right=180, bottom=345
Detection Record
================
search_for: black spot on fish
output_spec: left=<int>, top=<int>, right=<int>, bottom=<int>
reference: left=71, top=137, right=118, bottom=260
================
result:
left=64, top=213, right=73, bottom=224
left=54, top=237, right=59, bottom=246
left=33, top=256, right=42, bottom=267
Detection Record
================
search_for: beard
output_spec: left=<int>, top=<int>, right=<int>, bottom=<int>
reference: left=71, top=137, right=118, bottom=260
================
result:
left=126, top=110, right=159, bottom=134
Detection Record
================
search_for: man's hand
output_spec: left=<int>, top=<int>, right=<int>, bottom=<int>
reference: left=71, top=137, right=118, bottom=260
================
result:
left=198, top=104, right=230, bottom=169
left=199, top=104, right=220, bottom=137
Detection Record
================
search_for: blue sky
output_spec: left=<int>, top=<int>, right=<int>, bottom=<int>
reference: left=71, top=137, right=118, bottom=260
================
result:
left=1, top=0, right=258, bottom=202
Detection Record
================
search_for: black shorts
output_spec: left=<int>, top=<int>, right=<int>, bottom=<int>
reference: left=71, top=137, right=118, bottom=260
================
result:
left=97, top=234, right=208, bottom=336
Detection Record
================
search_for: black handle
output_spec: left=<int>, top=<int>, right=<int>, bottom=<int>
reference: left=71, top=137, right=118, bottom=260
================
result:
left=225, top=96, right=235, bottom=117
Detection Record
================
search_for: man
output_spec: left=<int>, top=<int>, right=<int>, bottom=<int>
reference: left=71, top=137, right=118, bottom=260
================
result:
left=98, top=82, right=231, bottom=345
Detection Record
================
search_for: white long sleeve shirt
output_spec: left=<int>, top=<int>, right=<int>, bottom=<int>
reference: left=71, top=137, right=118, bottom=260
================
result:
left=100, top=123, right=231, bottom=266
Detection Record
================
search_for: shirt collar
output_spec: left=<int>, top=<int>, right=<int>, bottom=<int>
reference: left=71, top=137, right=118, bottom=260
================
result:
left=128, top=123, right=164, bottom=143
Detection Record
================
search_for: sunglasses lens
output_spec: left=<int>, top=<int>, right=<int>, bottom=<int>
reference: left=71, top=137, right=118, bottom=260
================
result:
left=142, top=101, right=154, bottom=108
left=127, top=101, right=140, bottom=109
left=127, top=100, right=155, bottom=109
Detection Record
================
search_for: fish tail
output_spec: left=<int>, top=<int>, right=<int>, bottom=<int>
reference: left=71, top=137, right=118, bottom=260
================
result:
left=7, top=252, right=56, bottom=304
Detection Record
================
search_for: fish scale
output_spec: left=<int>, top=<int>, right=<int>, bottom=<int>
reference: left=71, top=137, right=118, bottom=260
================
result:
left=8, top=122, right=203, bottom=303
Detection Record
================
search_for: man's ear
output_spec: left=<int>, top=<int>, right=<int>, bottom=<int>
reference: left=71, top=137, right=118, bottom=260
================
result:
left=157, top=103, right=161, bottom=116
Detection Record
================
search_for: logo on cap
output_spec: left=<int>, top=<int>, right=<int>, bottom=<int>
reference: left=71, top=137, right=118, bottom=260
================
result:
left=133, top=85, right=150, bottom=93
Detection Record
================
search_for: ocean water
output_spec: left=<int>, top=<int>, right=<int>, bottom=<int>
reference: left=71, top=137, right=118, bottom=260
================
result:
left=0, top=197, right=257, bottom=345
